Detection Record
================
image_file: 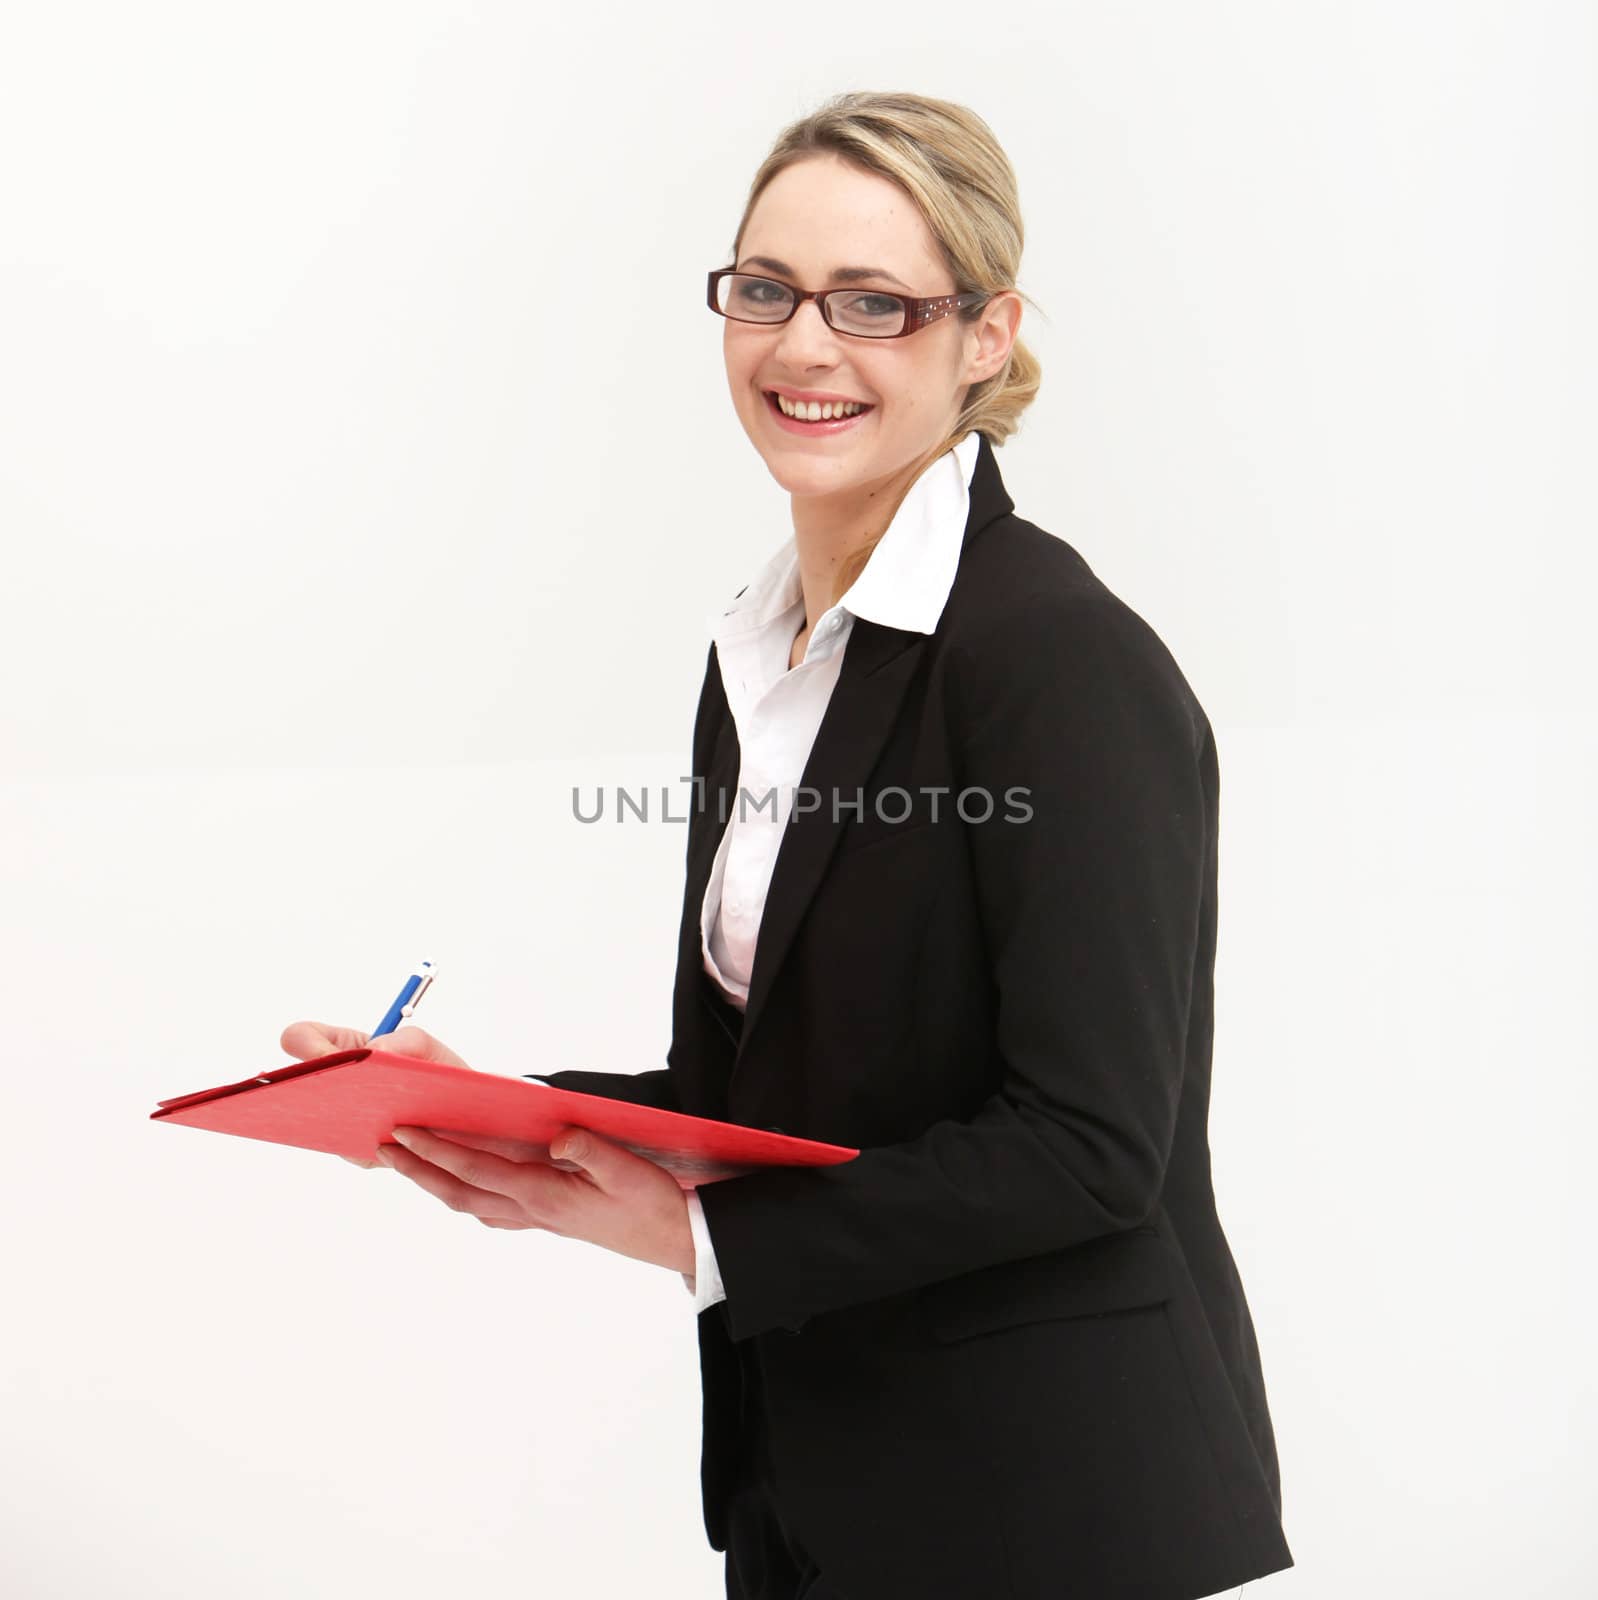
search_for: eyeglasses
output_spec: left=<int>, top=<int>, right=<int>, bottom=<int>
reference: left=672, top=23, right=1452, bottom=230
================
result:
left=707, top=268, right=990, bottom=339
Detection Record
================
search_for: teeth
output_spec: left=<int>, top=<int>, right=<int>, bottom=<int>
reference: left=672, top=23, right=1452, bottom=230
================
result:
left=772, top=392, right=867, bottom=421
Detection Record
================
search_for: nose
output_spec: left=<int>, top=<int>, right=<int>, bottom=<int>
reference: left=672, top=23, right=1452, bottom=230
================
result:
left=772, top=297, right=841, bottom=366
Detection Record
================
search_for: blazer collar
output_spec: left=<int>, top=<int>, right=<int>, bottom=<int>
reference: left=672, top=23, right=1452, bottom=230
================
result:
left=706, top=429, right=981, bottom=650
left=696, top=429, right=1016, bottom=1085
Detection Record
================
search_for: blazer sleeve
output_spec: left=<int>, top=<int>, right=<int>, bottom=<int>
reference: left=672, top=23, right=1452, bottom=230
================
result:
left=530, top=1066, right=681, bottom=1111
left=693, top=589, right=1210, bottom=1341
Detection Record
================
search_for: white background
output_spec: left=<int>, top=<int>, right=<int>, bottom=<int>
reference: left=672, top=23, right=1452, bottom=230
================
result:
left=2, top=2, right=1593, bottom=1595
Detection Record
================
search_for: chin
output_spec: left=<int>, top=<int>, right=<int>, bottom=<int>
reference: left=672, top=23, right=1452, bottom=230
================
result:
left=758, top=451, right=872, bottom=498
left=741, top=417, right=870, bottom=489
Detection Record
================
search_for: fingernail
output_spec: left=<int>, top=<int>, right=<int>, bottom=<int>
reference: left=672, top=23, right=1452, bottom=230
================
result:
left=391, top=1129, right=416, bottom=1149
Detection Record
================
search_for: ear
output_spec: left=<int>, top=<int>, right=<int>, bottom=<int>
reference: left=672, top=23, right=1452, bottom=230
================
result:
left=964, top=290, right=1024, bottom=386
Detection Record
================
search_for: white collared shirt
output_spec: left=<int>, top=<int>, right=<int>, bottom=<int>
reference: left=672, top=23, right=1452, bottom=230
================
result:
left=682, top=431, right=982, bottom=1312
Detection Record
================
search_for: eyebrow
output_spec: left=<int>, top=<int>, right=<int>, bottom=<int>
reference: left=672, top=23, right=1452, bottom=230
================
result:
left=736, top=255, right=915, bottom=293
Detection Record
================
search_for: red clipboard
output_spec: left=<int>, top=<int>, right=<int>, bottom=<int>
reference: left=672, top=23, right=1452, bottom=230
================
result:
left=150, top=1047, right=859, bottom=1187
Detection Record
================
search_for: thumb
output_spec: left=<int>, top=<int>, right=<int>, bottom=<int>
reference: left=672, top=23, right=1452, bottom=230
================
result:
left=549, top=1127, right=616, bottom=1181
left=370, top=1024, right=472, bottom=1071
left=280, top=1020, right=369, bottom=1061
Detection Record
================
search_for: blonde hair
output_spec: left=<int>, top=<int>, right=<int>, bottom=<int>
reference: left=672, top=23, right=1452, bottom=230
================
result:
left=727, top=91, right=1044, bottom=605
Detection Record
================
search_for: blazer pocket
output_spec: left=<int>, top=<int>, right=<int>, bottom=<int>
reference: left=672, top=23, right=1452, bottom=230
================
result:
left=918, top=1227, right=1173, bottom=1343
left=831, top=811, right=941, bottom=860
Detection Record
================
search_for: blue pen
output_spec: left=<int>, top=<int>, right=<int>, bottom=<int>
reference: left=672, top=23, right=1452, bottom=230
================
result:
left=370, top=961, right=437, bottom=1040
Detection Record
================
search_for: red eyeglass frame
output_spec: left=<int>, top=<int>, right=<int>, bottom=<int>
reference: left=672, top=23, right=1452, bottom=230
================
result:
left=706, top=268, right=991, bottom=338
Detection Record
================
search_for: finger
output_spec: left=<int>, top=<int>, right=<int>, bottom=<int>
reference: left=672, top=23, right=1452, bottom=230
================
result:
left=379, top=1140, right=538, bottom=1224
left=478, top=1217, right=541, bottom=1230
left=281, top=1020, right=370, bottom=1061
left=390, top=1127, right=574, bottom=1196
left=428, top=1129, right=555, bottom=1165
left=368, top=1025, right=472, bottom=1070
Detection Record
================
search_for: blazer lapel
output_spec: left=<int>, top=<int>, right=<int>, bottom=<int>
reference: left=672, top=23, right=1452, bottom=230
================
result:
left=731, top=621, right=923, bottom=1074
left=721, top=432, right=1017, bottom=1081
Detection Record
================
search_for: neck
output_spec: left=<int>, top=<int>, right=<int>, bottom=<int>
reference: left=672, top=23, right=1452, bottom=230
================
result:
left=788, top=446, right=936, bottom=629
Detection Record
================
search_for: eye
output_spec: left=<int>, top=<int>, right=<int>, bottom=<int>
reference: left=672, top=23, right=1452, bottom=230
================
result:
left=735, top=277, right=790, bottom=306
left=846, top=294, right=903, bottom=317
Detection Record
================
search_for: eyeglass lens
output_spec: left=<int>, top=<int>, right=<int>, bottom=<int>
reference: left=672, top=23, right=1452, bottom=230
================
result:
left=715, top=273, right=907, bottom=337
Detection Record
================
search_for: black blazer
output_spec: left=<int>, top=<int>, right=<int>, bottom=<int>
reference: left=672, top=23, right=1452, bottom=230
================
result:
left=544, top=433, right=1294, bottom=1600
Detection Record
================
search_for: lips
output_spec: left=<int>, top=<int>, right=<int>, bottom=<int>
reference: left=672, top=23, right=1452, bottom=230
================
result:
left=762, top=390, right=875, bottom=433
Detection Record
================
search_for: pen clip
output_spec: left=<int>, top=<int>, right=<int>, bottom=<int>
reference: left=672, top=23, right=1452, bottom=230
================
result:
left=399, top=966, right=435, bottom=1017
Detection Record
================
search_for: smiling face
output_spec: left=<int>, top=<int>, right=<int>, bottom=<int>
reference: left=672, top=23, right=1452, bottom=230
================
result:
left=724, top=154, right=991, bottom=508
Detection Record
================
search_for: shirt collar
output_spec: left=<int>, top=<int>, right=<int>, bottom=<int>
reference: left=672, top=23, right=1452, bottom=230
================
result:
left=707, top=430, right=982, bottom=647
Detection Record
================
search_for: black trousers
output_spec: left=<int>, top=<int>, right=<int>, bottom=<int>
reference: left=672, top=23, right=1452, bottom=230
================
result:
left=723, top=1329, right=851, bottom=1600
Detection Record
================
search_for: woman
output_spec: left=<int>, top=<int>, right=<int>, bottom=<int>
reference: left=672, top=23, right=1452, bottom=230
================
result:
left=284, top=92, right=1294, bottom=1600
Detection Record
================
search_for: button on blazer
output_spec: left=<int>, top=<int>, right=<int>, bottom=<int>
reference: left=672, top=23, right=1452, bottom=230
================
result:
left=541, top=432, right=1295, bottom=1600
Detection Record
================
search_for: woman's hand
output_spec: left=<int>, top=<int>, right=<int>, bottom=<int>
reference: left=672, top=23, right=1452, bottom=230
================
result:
left=280, top=1018, right=471, bottom=1069
left=280, top=1019, right=470, bottom=1167
left=278, top=1019, right=696, bottom=1276
left=374, top=1124, right=696, bottom=1276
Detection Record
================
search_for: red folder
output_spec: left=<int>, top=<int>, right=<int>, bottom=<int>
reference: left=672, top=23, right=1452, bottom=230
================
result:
left=150, top=1047, right=858, bottom=1187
